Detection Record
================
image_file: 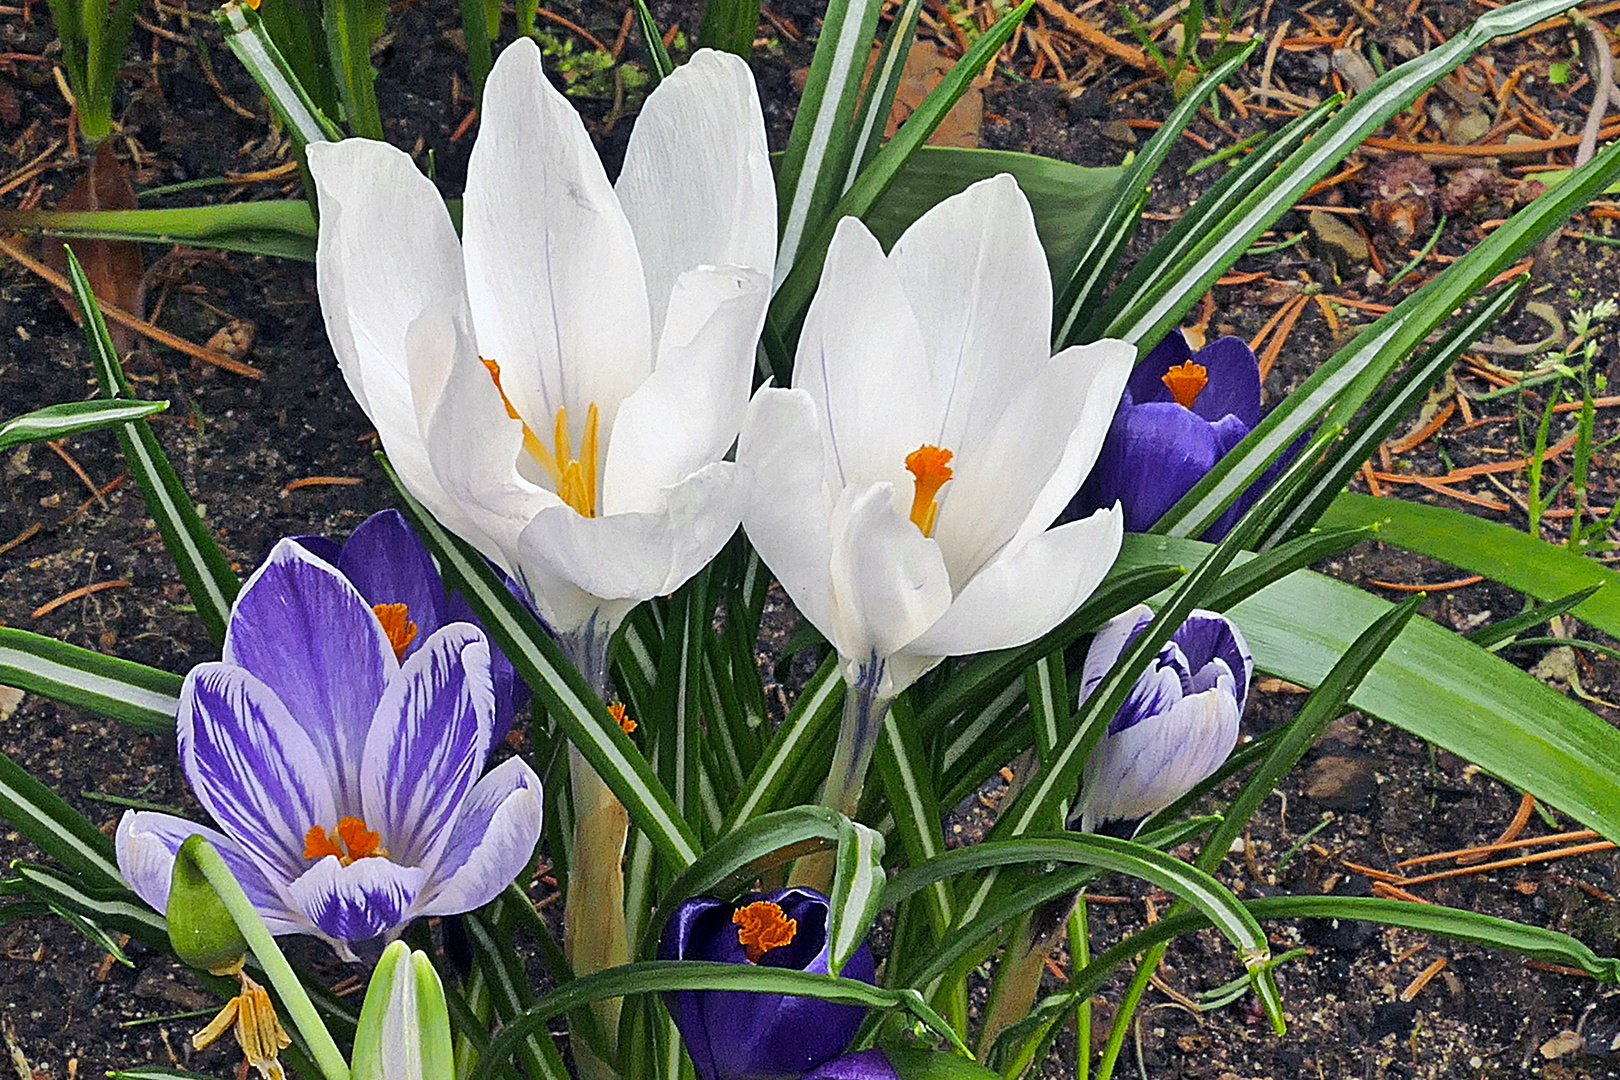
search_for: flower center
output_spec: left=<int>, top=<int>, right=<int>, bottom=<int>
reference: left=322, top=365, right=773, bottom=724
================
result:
left=481, top=358, right=600, bottom=518
left=905, top=445, right=954, bottom=538
left=1161, top=360, right=1208, bottom=410
left=732, top=900, right=797, bottom=964
left=303, top=816, right=389, bottom=865
left=608, top=701, right=636, bottom=734
left=372, top=603, right=417, bottom=661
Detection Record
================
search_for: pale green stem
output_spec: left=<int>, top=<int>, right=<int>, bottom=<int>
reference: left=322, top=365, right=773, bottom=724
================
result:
left=976, top=892, right=1077, bottom=1059
left=561, top=619, right=628, bottom=1080
left=1072, top=899, right=1091, bottom=1080
left=187, top=839, right=351, bottom=1080
left=793, top=660, right=891, bottom=891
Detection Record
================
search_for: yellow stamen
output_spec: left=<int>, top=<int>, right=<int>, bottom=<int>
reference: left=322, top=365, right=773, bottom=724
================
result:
left=904, top=445, right=954, bottom=538
left=608, top=701, right=636, bottom=734
left=372, top=603, right=418, bottom=661
left=1161, top=360, right=1208, bottom=410
left=733, top=900, right=797, bottom=963
left=303, top=816, right=388, bottom=864
left=193, top=973, right=291, bottom=1080
left=551, top=403, right=601, bottom=518
left=481, top=358, right=563, bottom=483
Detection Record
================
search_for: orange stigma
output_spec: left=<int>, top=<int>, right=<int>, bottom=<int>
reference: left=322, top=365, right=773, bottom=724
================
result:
left=905, top=445, right=954, bottom=538
left=372, top=603, right=417, bottom=661
left=609, top=701, right=636, bottom=734
left=480, top=358, right=599, bottom=518
left=303, top=816, right=388, bottom=864
left=1161, top=360, right=1208, bottom=410
left=733, top=901, right=797, bottom=963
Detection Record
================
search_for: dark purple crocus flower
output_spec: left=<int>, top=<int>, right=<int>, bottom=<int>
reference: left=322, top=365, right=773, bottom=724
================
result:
left=804, top=1048, right=1002, bottom=1079
left=1068, top=331, right=1262, bottom=540
left=1075, top=604, right=1252, bottom=833
left=802, top=1050, right=898, bottom=1080
left=658, top=887, right=877, bottom=1080
left=295, top=509, right=530, bottom=734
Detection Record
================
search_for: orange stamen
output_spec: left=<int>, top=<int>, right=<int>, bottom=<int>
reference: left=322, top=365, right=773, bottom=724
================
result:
left=608, top=701, right=636, bottom=734
left=303, top=816, right=388, bottom=864
left=303, top=825, right=342, bottom=861
left=904, top=445, right=954, bottom=538
left=1161, top=360, right=1208, bottom=410
left=733, top=900, right=797, bottom=964
left=372, top=603, right=418, bottom=661
left=481, top=358, right=563, bottom=483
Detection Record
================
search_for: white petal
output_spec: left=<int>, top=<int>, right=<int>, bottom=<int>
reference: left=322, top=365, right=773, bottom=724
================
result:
left=737, top=387, right=838, bottom=646
left=115, top=812, right=306, bottom=935
left=1077, top=686, right=1241, bottom=831
left=793, top=217, right=942, bottom=491
left=905, top=505, right=1122, bottom=658
left=889, top=174, right=1052, bottom=453
left=462, top=37, right=652, bottom=437
left=1080, top=603, right=1156, bottom=703
left=308, top=139, right=469, bottom=500
left=930, top=338, right=1132, bottom=588
left=615, top=48, right=776, bottom=344
left=827, top=482, right=951, bottom=664
left=414, top=756, right=544, bottom=917
left=602, top=266, right=768, bottom=516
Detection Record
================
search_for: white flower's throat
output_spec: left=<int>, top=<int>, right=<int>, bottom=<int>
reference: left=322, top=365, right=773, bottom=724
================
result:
left=482, top=358, right=601, bottom=517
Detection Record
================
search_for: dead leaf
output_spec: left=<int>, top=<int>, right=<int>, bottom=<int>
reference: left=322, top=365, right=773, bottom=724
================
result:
left=205, top=319, right=256, bottom=362
left=878, top=40, right=985, bottom=149
left=0, top=686, right=20, bottom=722
left=40, top=141, right=145, bottom=353
left=1540, top=1030, right=1585, bottom=1060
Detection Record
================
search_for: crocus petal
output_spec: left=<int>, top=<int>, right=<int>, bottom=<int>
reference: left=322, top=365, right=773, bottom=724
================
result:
left=362, top=625, right=495, bottom=871
left=614, top=48, right=775, bottom=345
left=827, top=482, right=952, bottom=667
left=903, top=504, right=1122, bottom=658
left=413, top=756, right=544, bottom=917
left=1187, top=337, right=1262, bottom=427
left=602, top=266, right=769, bottom=516
left=336, top=510, right=450, bottom=642
left=462, top=37, right=651, bottom=436
left=179, top=663, right=339, bottom=884
left=888, top=174, right=1052, bottom=453
left=794, top=216, right=941, bottom=491
left=288, top=856, right=427, bottom=951
left=224, top=540, right=395, bottom=809
left=1172, top=611, right=1253, bottom=713
left=737, top=387, right=837, bottom=647
left=115, top=811, right=306, bottom=934
left=803, top=1050, right=902, bottom=1080
left=1071, top=400, right=1235, bottom=534
left=1106, top=657, right=1188, bottom=736
left=1126, top=329, right=1193, bottom=402
left=1077, top=686, right=1241, bottom=831
left=1080, top=603, right=1155, bottom=701
left=307, top=139, right=469, bottom=496
left=517, top=460, right=747, bottom=615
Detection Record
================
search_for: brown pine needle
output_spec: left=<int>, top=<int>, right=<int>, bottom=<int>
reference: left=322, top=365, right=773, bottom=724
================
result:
left=1397, top=841, right=1617, bottom=886
left=1400, top=956, right=1448, bottom=1002
left=45, top=440, right=105, bottom=508
left=0, top=523, right=41, bottom=556
left=1462, top=792, right=1539, bottom=866
left=1369, top=574, right=1483, bottom=592
left=282, top=476, right=362, bottom=494
left=1397, top=829, right=1600, bottom=869
left=1371, top=880, right=1432, bottom=904
left=32, top=579, right=130, bottom=618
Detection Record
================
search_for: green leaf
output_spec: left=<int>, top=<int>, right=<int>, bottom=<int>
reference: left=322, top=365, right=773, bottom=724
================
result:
left=827, top=815, right=886, bottom=977
left=722, top=654, right=844, bottom=832
left=323, top=0, right=383, bottom=138
left=1468, top=585, right=1602, bottom=649
left=0, top=399, right=168, bottom=451
left=65, top=248, right=241, bottom=644
left=872, top=694, right=954, bottom=933
left=697, top=0, right=760, bottom=56
left=843, top=0, right=923, bottom=182
left=379, top=454, right=701, bottom=868
left=631, top=0, right=674, bottom=81
left=1116, top=533, right=1620, bottom=844
left=464, top=904, right=574, bottom=1080
left=218, top=1, right=344, bottom=146
left=0, top=751, right=121, bottom=889
left=1321, top=492, right=1620, bottom=639
left=0, top=627, right=181, bottom=732
left=0, top=201, right=320, bottom=261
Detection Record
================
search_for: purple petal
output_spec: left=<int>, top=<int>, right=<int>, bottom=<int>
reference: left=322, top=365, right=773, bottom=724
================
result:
left=1069, top=401, right=1233, bottom=533
left=1106, top=660, right=1185, bottom=737
left=1172, top=611, right=1252, bottom=714
left=336, top=510, right=450, bottom=649
left=287, top=855, right=426, bottom=949
left=1080, top=604, right=1155, bottom=702
left=803, top=1050, right=901, bottom=1080
left=361, top=625, right=496, bottom=869
left=224, top=539, right=395, bottom=809
left=178, top=663, right=338, bottom=884
left=1125, top=329, right=1193, bottom=402
left=115, top=811, right=306, bottom=935
left=289, top=535, right=345, bottom=565
left=1079, top=687, right=1242, bottom=831
left=413, top=756, right=544, bottom=917
left=443, top=571, right=533, bottom=735
left=1188, top=337, right=1261, bottom=427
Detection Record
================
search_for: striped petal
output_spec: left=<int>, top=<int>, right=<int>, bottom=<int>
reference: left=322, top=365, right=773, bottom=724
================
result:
left=413, top=756, right=543, bottom=917
left=288, top=855, right=428, bottom=952
left=115, top=811, right=305, bottom=934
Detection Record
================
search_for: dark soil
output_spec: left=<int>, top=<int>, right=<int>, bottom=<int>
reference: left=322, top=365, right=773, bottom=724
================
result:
left=4, top=0, right=1620, bottom=1076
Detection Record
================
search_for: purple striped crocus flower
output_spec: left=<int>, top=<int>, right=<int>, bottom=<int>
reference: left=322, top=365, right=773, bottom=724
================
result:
left=1067, top=331, right=1262, bottom=540
left=116, top=539, right=544, bottom=959
left=293, top=509, right=530, bottom=735
left=1075, top=604, right=1252, bottom=833
left=658, top=887, right=876, bottom=1080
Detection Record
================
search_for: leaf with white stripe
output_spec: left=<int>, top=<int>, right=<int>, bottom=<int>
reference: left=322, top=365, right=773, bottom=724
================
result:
left=0, top=752, right=122, bottom=889
left=0, top=399, right=169, bottom=452
left=721, top=654, right=843, bottom=833
left=826, top=815, right=885, bottom=977
left=0, top=627, right=179, bottom=732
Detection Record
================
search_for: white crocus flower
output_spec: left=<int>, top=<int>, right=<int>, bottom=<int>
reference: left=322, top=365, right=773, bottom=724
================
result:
left=738, top=175, right=1132, bottom=814
left=306, top=38, right=776, bottom=667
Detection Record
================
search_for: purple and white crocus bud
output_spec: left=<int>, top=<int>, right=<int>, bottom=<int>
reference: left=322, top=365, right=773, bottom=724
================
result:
left=658, top=887, right=876, bottom=1080
left=115, top=539, right=544, bottom=960
left=293, top=509, right=531, bottom=735
left=1067, top=331, right=1262, bottom=540
left=1075, top=604, right=1252, bottom=833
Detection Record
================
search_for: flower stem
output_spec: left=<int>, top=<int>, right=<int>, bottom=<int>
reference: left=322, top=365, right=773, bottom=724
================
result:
left=794, top=663, right=891, bottom=890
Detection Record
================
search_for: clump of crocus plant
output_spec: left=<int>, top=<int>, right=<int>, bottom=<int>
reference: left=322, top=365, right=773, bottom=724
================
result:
left=658, top=887, right=876, bottom=1080
left=738, top=175, right=1133, bottom=816
left=115, top=540, right=544, bottom=959
left=1068, top=330, right=1263, bottom=540
left=1075, top=604, right=1253, bottom=833
left=293, top=509, right=529, bottom=735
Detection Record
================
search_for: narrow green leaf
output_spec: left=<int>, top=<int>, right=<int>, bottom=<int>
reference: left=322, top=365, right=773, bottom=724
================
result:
left=872, top=695, right=954, bottom=933
left=631, top=0, right=674, bottom=81
left=1468, top=585, right=1602, bottom=649
left=652, top=573, right=710, bottom=832
left=323, top=0, right=384, bottom=138
left=0, top=752, right=121, bottom=889
left=218, top=1, right=344, bottom=146
left=842, top=0, right=923, bottom=182
left=0, top=201, right=320, bottom=262
left=697, top=0, right=760, bottom=56
left=0, top=399, right=168, bottom=451
left=0, top=627, right=181, bottom=732
left=722, top=654, right=844, bottom=832
left=465, top=905, right=575, bottom=1079
left=1198, top=525, right=1374, bottom=612
left=827, top=816, right=886, bottom=977
left=65, top=248, right=240, bottom=644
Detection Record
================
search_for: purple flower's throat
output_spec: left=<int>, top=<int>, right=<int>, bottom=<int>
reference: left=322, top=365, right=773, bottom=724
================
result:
left=304, top=816, right=391, bottom=866
left=1161, top=360, right=1208, bottom=410
left=732, top=900, right=797, bottom=963
left=372, top=603, right=417, bottom=660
